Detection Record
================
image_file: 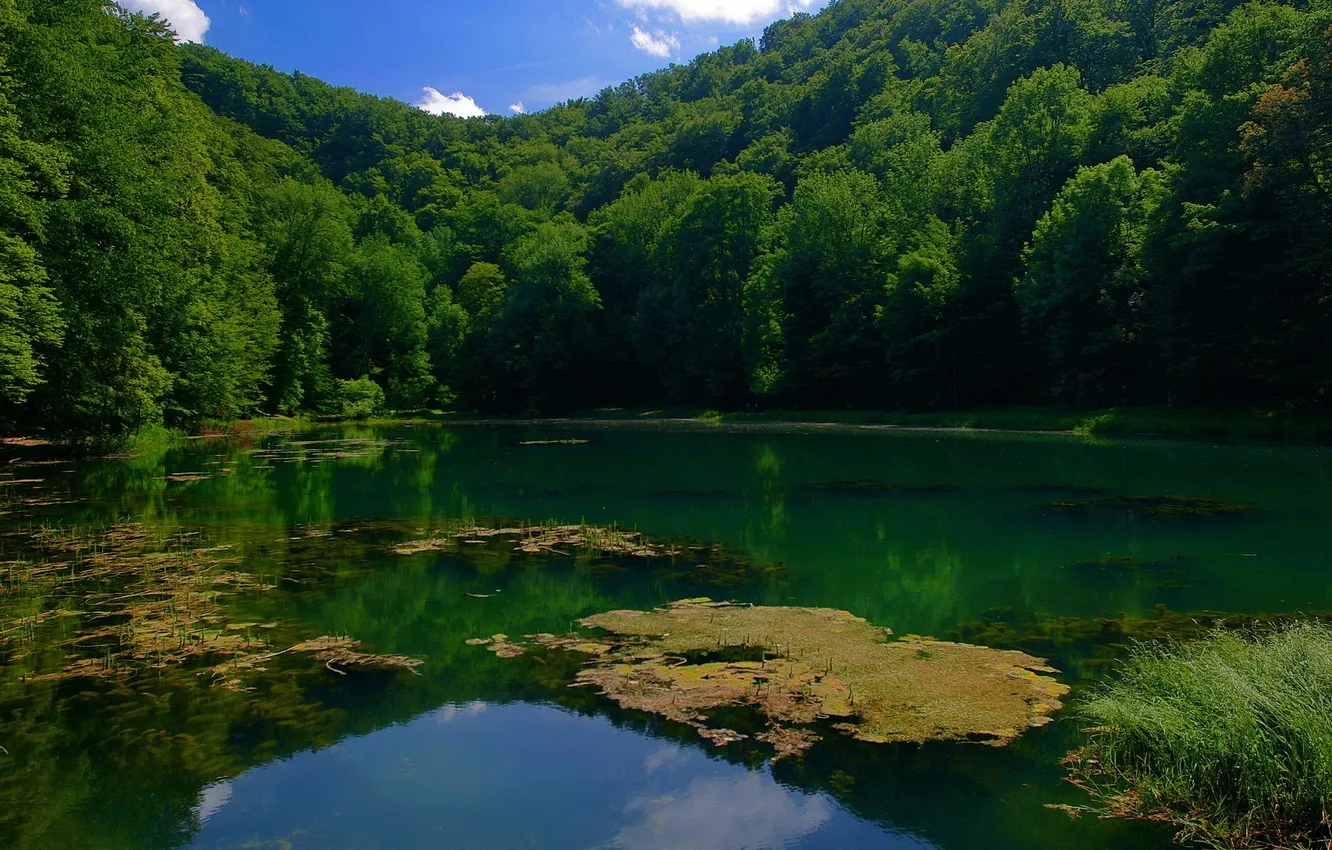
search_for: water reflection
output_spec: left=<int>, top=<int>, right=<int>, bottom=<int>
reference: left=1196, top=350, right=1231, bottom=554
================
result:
left=186, top=704, right=922, bottom=850
left=2, top=422, right=1329, bottom=849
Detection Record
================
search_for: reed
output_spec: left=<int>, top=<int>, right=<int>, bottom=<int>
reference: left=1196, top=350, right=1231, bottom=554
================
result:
left=1070, top=622, right=1332, bottom=848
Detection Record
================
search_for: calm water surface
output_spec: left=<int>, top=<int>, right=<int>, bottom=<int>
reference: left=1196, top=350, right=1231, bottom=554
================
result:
left=3, top=422, right=1331, bottom=849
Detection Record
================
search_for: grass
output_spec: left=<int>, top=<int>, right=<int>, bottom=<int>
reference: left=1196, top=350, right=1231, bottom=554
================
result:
left=1069, top=622, right=1332, bottom=848
left=196, top=415, right=312, bottom=437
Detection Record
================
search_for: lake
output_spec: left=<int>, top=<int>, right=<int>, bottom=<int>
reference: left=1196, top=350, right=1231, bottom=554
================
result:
left=2, top=421, right=1330, bottom=849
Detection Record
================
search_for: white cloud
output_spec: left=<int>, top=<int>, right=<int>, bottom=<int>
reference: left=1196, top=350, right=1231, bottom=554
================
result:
left=630, top=25, right=680, bottom=58
left=415, top=87, right=487, bottom=118
left=434, top=701, right=487, bottom=723
left=608, top=773, right=832, bottom=850
left=120, top=0, right=210, bottom=43
left=193, top=781, right=232, bottom=825
left=615, top=0, right=821, bottom=25
left=509, top=102, right=526, bottom=114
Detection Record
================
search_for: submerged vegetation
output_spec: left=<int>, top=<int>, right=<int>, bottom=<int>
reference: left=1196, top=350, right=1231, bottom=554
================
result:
left=0, top=521, right=422, bottom=690
left=395, top=521, right=790, bottom=587
left=1067, top=624, right=1332, bottom=849
left=480, top=599, right=1069, bottom=759
left=951, top=605, right=1332, bottom=674
left=1038, top=494, right=1255, bottom=519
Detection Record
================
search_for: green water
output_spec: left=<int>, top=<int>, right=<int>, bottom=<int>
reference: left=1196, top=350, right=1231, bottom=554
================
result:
left=2, top=422, right=1330, bottom=849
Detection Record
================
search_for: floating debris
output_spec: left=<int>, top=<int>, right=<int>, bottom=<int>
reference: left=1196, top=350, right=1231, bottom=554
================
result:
left=484, top=599, right=1068, bottom=759
left=395, top=523, right=674, bottom=558
left=244, top=437, right=412, bottom=465
left=466, top=634, right=526, bottom=658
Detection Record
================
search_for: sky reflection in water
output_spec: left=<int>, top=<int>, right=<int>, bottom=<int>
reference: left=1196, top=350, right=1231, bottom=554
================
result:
left=187, top=702, right=920, bottom=850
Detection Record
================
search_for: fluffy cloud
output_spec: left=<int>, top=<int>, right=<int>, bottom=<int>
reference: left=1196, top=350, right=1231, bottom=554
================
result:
left=630, top=25, right=680, bottom=57
left=119, top=0, right=210, bottom=43
left=415, top=87, right=487, bottom=118
left=509, top=102, right=526, bottom=114
left=610, top=773, right=832, bottom=850
left=615, top=0, right=820, bottom=25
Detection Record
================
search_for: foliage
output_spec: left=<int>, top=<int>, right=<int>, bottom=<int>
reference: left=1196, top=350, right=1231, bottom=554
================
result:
left=335, top=376, right=386, bottom=419
left=1071, top=623, right=1332, bottom=848
left=3, top=0, right=1332, bottom=435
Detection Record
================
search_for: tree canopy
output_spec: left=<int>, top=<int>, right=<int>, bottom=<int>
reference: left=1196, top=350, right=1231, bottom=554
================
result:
left=2, top=0, right=1330, bottom=435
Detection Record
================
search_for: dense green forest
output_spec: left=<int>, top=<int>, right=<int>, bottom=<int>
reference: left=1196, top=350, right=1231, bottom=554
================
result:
left=1, top=0, right=1330, bottom=436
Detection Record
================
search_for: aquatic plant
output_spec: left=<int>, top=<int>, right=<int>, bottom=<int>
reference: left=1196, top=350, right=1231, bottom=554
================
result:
left=1039, top=494, right=1254, bottom=519
left=1069, top=554, right=1193, bottom=589
left=1067, top=623, right=1332, bottom=849
left=0, top=521, right=422, bottom=691
left=952, top=605, right=1332, bottom=675
left=482, top=599, right=1068, bottom=759
left=395, top=522, right=789, bottom=587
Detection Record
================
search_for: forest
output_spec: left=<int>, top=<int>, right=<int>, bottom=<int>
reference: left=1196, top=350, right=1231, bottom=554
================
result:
left=0, top=0, right=1329, bottom=436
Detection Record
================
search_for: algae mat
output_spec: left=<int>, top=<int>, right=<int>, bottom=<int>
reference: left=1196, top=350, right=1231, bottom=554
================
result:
left=479, top=599, right=1069, bottom=757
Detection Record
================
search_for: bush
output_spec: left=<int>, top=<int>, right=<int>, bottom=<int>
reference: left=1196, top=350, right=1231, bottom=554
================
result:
left=1069, top=622, right=1332, bottom=848
left=335, top=377, right=385, bottom=419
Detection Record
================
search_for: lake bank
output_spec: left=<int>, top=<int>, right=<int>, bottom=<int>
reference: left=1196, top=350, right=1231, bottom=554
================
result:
left=360, top=405, right=1332, bottom=446
left=7, top=406, right=1331, bottom=459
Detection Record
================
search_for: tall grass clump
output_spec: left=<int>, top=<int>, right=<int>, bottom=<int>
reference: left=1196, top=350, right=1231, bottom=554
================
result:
left=1069, top=622, right=1332, bottom=848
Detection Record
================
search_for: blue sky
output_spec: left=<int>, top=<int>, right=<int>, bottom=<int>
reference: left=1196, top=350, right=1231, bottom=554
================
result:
left=121, top=1, right=830, bottom=116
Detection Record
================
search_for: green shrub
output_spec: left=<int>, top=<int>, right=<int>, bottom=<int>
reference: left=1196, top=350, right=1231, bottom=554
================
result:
left=1070, top=623, right=1332, bottom=848
left=335, top=377, right=385, bottom=419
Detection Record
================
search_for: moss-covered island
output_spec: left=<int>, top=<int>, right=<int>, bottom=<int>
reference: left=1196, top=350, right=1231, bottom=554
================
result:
left=475, top=599, right=1069, bottom=759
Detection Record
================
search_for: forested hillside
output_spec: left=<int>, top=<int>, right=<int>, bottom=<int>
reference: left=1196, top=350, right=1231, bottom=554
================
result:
left=2, top=0, right=1330, bottom=436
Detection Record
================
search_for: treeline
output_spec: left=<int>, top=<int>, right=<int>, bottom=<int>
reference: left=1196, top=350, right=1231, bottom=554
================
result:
left=1, top=0, right=1330, bottom=435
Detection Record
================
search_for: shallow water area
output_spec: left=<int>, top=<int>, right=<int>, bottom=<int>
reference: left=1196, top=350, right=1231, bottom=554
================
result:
left=3, top=421, right=1331, bottom=849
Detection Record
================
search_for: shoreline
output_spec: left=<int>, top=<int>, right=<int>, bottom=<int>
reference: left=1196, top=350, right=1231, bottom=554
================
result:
left=6, top=406, right=1332, bottom=456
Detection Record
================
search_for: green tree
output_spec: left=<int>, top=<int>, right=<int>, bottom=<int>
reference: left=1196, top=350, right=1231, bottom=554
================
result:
left=337, top=235, right=432, bottom=407
left=1016, top=157, right=1163, bottom=402
left=256, top=179, right=355, bottom=413
left=484, top=221, right=601, bottom=412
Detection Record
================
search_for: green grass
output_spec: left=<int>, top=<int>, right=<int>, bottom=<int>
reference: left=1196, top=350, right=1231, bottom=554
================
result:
left=1070, top=623, right=1332, bottom=848
left=196, top=415, right=312, bottom=436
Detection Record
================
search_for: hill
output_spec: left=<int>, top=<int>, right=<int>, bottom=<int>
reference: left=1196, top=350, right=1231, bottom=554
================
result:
left=1, top=0, right=1329, bottom=434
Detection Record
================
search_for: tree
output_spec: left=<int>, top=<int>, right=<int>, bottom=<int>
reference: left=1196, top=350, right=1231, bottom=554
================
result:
left=0, top=81, right=63, bottom=415
left=255, top=179, right=354, bottom=413
left=635, top=172, right=779, bottom=404
left=1016, top=157, right=1163, bottom=403
left=748, top=169, right=893, bottom=405
left=336, top=235, right=432, bottom=407
left=484, top=221, right=601, bottom=412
